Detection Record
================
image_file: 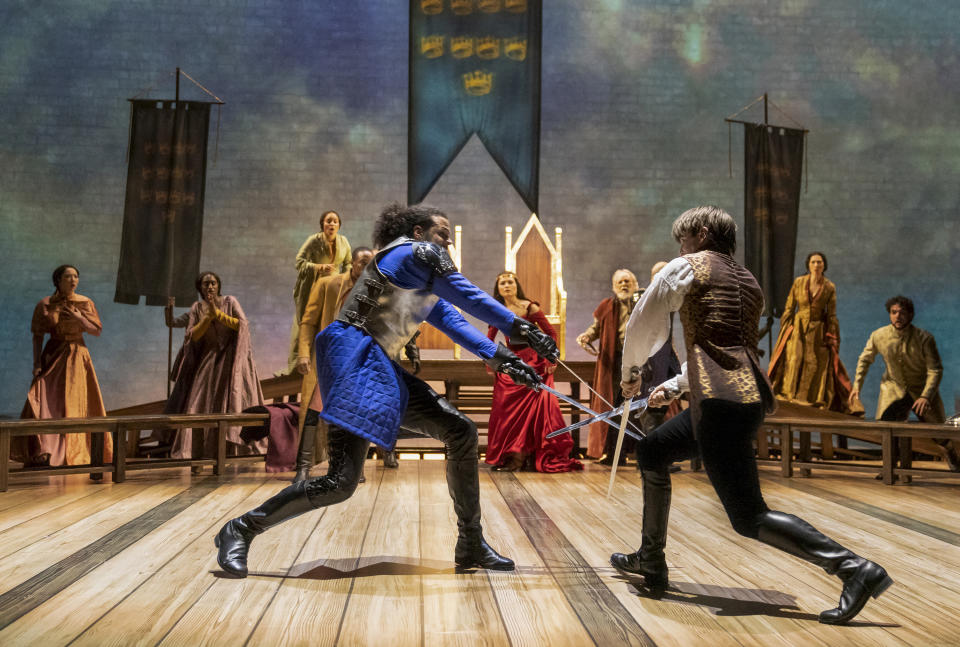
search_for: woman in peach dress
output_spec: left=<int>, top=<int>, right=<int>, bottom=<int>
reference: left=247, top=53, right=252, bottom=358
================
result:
left=19, top=264, right=113, bottom=466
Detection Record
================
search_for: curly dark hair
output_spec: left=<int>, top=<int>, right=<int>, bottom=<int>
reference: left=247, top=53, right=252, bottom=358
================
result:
left=492, top=271, right=529, bottom=305
left=805, top=251, right=828, bottom=273
left=885, top=295, right=914, bottom=316
left=52, top=264, right=79, bottom=292
left=195, top=271, right=223, bottom=296
left=372, top=203, right=445, bottom=248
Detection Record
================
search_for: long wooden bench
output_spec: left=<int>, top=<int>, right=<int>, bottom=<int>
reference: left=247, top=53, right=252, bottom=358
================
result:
left=0, top=412, right=268, bottom=491
left=757, top=416, right=960, bottom=484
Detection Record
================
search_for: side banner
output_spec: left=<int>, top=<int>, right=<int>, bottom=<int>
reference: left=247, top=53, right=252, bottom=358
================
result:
left=743, top=124, right=804, bottom=317
left=409, top=0, right=541, bottom=213
left=115, top=100, right=210, bottom=306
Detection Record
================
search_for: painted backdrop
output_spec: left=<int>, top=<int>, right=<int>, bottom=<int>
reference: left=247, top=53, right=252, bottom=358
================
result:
left=1, top=1, right=957, bottom=418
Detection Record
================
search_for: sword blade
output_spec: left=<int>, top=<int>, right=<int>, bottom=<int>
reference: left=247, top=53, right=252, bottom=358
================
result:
left=545, top=397, right=648, bottom=441
left=555, top=357, right=646, bottom=438
left=539, top=383, right=598, bottom=416
left=607, top=396, right=633, bottom=499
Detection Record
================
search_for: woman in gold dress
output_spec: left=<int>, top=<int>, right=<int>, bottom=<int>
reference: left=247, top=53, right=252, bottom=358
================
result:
left=768, top=252, right=857, bottom=413
left=286, top=210, right=352, bottom=371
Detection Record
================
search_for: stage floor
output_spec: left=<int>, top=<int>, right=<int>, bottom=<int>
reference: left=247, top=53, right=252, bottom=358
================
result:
left=0, top=460, right=957, bottom=646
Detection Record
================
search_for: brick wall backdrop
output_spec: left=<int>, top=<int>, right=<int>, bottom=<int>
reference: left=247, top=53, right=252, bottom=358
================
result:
left=1, top=1, right=958, bottom=418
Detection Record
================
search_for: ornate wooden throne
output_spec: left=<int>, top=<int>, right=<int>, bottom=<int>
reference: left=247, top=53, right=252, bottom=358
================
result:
left=504, top=213, right=567, bottom=359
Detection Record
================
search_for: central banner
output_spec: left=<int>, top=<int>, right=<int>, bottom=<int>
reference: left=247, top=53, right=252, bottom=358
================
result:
left=409, top=0, right=541, bottom=213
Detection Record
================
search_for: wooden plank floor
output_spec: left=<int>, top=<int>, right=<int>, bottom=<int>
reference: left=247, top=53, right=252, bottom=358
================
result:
left=0, top=460, right=957, bottom=646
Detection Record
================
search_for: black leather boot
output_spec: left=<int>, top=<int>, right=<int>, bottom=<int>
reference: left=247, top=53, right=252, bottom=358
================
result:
left=447, top=458, right=514, bottom=570
left=216, top=425, right=366, bottom=578
left=610, top=467, right=670, bottom=590
left=293, top=423, right=317, bottom=483
left=215, top=480, right=316, bottom=577
left=383, top=449, right=399, bottom=469
left=755, top=510, right=893, bottom=624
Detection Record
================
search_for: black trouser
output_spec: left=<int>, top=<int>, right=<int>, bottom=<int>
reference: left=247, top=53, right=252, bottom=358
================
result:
left=637, top=400, right=769, bottom=536
left=633, top=398, right=865, bottom=580
left=297, top=371, right=481, bottom=535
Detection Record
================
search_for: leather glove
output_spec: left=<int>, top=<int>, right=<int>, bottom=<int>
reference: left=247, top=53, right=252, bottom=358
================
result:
left=403, top=331, right=422, bottom=375
left=484, top=343, right=542, bottom=389
left=509, top=318, right=559, bottom=362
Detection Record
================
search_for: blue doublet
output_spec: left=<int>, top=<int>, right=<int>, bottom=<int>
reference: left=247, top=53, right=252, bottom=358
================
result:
left=316, top=241, right=515, bottom=450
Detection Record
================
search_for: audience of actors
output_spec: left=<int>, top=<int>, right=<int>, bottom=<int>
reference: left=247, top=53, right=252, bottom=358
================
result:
left=287, top=210, right=352, bottom=371
left=576, top=269, right=640, bottom=459
left=484, top=272, right=582, bottom=473
left=850, top=295, right=958, bottom=470
left=17, top=265, right=113, bottom=466
left=768, top=251, right=858, bottom=413
left=164, top=272, right=265, bottom=459
left=294, top=246, right=376, bottom=481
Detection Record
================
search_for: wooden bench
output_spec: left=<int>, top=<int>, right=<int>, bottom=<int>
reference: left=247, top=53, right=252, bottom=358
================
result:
left=756, top=416, right=960, bottom=485
left=0, top=412, right=268, bottom=492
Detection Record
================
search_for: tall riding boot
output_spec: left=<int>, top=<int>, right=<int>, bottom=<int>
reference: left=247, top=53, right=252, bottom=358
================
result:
left=215, top=426, right=363, bottom=578
left=756, top=510, right=893, bottom=624
left=293, top=423, right=317, bottom=483
left=610, top=467, right=671, bottom=589
left=447, top=458, right=514, bottom=570
left=383, top=449, right=399, bottom=468
left=214, top=480, right=317, bottom=578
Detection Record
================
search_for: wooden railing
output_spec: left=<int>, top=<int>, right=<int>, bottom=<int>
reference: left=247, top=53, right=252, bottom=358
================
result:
left=0, top=412, right=268, bottom=492
left=756, top=417, right=960, bottom=484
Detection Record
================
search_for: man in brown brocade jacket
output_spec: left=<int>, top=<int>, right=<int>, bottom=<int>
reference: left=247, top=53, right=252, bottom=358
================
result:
left=609, top=205, right=891, bottom=626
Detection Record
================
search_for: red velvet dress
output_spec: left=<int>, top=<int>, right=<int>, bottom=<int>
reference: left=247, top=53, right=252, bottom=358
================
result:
left=485, top=305, right=583, bottom=473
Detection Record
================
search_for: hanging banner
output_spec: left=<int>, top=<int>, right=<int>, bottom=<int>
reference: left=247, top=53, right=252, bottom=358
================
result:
left=115, top=100, right=210, bottom=306
left=743, top=124, right=804, bottom=317
left=409, top=0, right=541, bottom=212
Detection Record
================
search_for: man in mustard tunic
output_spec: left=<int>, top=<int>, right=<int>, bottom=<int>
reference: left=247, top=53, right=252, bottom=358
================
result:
left=849, top=295, right=958, bottom=469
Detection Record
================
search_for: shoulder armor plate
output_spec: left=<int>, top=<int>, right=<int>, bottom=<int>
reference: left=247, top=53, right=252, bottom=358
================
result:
left=412, top=242, right=457, bottom=276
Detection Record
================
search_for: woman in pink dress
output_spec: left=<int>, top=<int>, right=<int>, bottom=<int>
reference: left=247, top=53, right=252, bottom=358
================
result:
left=19, top=264, right=113, bottom=466
left=164, top=271, right=265, bottom=459
left=484, top=272, right=582, bottom=473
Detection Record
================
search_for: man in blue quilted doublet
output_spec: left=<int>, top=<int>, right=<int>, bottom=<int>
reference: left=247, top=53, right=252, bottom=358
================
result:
left=216, top=204, right=559, bottom=577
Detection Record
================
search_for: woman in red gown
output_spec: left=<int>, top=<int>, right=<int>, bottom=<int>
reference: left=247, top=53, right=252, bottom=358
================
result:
left=485, top=272, right=582, bottom=473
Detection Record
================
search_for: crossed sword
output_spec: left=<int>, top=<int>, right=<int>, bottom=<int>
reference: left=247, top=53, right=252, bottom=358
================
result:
left=535, top=359, right=646, bottom=498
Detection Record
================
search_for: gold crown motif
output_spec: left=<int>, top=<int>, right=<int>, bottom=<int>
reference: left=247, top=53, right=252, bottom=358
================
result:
left=476, top=36, right=500, bottom=60
left=451, top=36, right=474, bottom=59
left=450, top=0, right=473, bottom=15
left=420, top=35, right=444, bottom=58
left=504, top=37, right=527, bottom=61
left=463, top=70, right=493, bottom=96
left=420, top=0, right=442, bottom=14
left=478, top=0, right=501, bottom=12
left=505, top=0, right=527, bottom=12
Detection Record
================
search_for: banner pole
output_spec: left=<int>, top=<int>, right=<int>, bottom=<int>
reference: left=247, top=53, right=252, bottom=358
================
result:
left=167, top=322, right=172, bottom=398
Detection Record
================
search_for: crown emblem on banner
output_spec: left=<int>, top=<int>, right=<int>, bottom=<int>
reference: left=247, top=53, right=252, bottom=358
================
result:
left=463, top=70, right=493, bottom=95
left=451, top=0, right=474, bottom=15
left=420, top=0, right=443, bottom=14
left=476, top=36, right=500, bottom=59
left=420, top=35, right=444, bottom=58
left=505, top=0, right=527, bottom=12
left=451, top=36, right=474, bottom=58
left=504, top=37, right=527, bottom=61
left=478, top=0, right=502, bottom=12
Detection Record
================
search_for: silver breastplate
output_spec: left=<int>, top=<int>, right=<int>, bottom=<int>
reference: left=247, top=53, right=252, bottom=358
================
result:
left=336, top=240, right=439, bottom=359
